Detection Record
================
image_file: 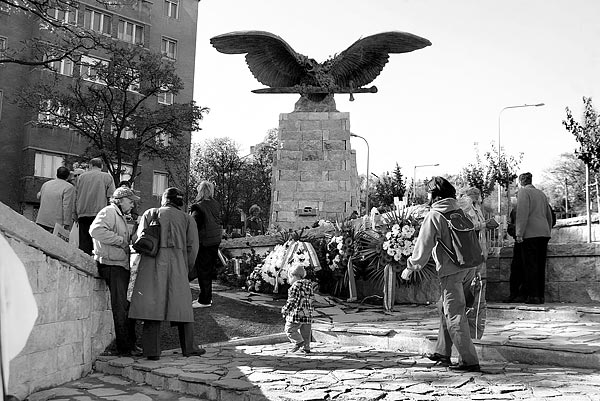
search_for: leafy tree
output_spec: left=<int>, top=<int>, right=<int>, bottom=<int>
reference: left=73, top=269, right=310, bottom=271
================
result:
left=485, top=143, right=522, bottom=216
left=238, top=129, right=278, bottom=225
left=540, top=153, right=586, bottom=216
left=190, top=137, right=244, bottom=229
left=460, top=144, right=496, bottom=200
left=370, top=163, right=406, bottom=212
left=563, top=97, right=600, bottom=172
left=16, top=44, right=208, bottom=185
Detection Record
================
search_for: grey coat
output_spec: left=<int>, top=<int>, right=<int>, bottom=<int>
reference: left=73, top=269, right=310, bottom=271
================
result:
left=129, top=204, right=199, bottom=322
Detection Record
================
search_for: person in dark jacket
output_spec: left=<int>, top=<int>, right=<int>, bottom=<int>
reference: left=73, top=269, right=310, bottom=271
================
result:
left=246, top=204, right=265, bottom=236
left=190, top=181, right=223, bottom=308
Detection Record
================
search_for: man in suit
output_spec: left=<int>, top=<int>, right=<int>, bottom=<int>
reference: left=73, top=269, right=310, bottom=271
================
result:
left=515, top=172, right=554, bottom=304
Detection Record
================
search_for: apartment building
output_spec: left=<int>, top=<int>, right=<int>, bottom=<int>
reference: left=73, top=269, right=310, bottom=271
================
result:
left=0, top=0, right=199, bottom=218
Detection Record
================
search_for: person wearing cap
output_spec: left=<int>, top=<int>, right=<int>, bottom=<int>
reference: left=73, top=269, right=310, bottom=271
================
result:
left=90, top=186, right=141, bottom=357
left=75, top=157, right=116, bottom=255
left=515, top=172, right=554, bottom=304
left=129, top=187, right=204, bottom=360
left=401, top=176, right=481, bottom=372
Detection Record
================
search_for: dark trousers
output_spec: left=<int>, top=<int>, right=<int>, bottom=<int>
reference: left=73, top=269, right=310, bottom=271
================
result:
left=509, top=242, right=524, bottom=299
left=78, top=216, right=96, bottom=255
left=195, top=244, right=219, bottom=304
left=142, top=320, right=194, bottom=357
left=520, top=237, right=550, bottom=300
left=97, top=263, right=137, bottom=353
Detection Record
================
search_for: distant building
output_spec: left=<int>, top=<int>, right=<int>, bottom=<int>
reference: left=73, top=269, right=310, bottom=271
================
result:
left=0, top=0, right=199, bottom=219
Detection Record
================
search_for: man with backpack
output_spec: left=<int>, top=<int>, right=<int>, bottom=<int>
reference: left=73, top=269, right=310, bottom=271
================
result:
left=401, top=176, right=481, bottom=372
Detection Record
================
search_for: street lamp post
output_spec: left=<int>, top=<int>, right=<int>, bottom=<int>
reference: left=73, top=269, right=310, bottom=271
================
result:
left=413, top=163, right=439, bottom=204
left=497, top=103, right=545, bottom=214
left=350, top=133, right=369, bottom=215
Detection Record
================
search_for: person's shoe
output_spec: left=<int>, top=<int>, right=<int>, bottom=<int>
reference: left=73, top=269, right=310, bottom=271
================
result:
left=303, top=348, right=311, bottom=354
left=129, top=348, right=143, bottom=357
left=146, top=356, right=160, bottom=361
left=290, top=342, right=304, bottom=353
left=192, top=300, right=212, bottom=308
left=184, top=347, right=207, bottom=357
left=449, top=364, right=481, bottom=372
left=426, top=353, right=451, bottom=365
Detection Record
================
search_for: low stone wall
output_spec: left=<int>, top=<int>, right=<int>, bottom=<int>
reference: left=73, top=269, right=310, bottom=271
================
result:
left=0, top=202, right=113, bottom=399
left=487, top=243, right=600, bottom=303
left=551, top=215, right=600, bottom=243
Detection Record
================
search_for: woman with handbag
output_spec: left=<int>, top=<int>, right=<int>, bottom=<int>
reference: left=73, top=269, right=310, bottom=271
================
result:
left=189, top=181, right=223, bottom=308
left=129, top=187, right=204, bottom=360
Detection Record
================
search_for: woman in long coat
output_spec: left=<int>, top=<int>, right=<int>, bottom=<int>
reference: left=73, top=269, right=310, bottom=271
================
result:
left=129, top=187, right=202, bottom=360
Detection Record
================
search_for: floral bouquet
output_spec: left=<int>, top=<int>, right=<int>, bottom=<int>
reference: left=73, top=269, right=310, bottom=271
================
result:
left=354, top=208, right=431, bottom=311
left=323, top=220, right=356, bottom=297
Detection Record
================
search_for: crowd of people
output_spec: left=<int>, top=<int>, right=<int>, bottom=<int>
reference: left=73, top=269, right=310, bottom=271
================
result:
left=35, top=157, right=554, bottom=365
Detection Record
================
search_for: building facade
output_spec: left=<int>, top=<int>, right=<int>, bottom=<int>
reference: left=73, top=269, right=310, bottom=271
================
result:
left=0, top=0, right=199, bottom=218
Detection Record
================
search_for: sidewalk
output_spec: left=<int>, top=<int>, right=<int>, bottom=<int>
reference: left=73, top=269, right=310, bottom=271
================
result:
left=27, top=286, right=600, bottom=401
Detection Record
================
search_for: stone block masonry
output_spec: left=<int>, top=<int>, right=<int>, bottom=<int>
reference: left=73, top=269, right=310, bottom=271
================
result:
left=270, top=111, right=360, bottom=230
left=0, top=201, right=113, bottom=399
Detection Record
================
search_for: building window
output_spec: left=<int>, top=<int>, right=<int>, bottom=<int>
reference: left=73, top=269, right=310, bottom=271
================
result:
left=38, top=100, right=70, bottom=128
left=152, top=172, right=168, bottom=196
left=52, top=4, right=78, bottom=24
left=111, top=122, right=135, bottom=139
left=50, top=58, right=74, bottom=76
left=155, top=130, right=171, bottom=147
left=161, top=37, right=177, bottom=59
left=163, top=0, right=178, bottom=19
left=118, top=19, right=144, bottom=45
left=80, top=55, right=108, bottom=83
left=113, top=163, right=133, bottom=182
left=34, top=152, right=64, bottom=178
left=158, top=91, right=173, bottom=105
left=84, top=8, right=112, bottom=35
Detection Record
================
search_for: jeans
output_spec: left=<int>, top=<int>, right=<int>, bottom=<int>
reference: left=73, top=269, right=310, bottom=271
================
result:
left=78, top=216, right=96, bottom=256
left=520, top=237, right=550, bottom=300
left=435, top=269, right=480, bottom=366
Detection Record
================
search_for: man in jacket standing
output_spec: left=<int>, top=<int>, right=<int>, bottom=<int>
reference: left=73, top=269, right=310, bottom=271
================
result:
left=36, top=166, right=75, bottom=233
left=90, top=187, right=140, bottom=356
left=401, top=177, right=480, bottom=372
left=75, top=158, right=116, bottom=255
left=515, top=172, right=554, bottom=304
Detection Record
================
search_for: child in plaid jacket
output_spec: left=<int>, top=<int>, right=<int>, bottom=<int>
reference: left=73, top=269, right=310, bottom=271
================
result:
left=281, top=264, right=314, bottom=353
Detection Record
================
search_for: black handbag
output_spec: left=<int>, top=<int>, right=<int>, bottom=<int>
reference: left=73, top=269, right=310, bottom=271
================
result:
left=133, top=209, right=160, bottom=257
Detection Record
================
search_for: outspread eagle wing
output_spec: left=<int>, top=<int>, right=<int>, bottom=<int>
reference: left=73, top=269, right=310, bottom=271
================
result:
left=210, top=31, right=307, bottom=88
left=329, top=31, right=432, bottom=88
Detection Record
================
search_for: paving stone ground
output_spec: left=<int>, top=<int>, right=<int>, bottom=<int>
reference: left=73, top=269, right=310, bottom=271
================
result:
left=29, top=342, right=600, bottom=400
left=26, top=286, right=600, bottom=401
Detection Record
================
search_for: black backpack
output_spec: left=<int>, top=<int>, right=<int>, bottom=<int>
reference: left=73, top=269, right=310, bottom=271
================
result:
left=433, top=209, right=484, bottom=268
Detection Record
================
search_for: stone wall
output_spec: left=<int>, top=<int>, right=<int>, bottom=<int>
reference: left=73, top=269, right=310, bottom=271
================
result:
left=270, top=111, right=360, bottom=230
left=0, top=202, right=113, bottom=399
left=487, top=243, right=600, bottom=303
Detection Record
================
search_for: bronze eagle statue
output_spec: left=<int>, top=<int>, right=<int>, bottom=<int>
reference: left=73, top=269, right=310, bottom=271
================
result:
left=210, top=30, right=431, bottom=102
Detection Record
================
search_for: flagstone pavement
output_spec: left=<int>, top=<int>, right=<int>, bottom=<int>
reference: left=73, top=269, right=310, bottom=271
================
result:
left=26, top=286, right=600, bottom=401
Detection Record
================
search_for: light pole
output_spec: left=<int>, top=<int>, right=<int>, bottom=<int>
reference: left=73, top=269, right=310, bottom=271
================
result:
left=497, top=103, right=545, bottom=214
left=350, top=133, right=369, bottom=215
left=413, top=163, right=439, bottom=204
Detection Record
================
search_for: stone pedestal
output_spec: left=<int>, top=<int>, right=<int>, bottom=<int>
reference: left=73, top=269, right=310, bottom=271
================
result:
left=270, top=110, right=360, bottom=230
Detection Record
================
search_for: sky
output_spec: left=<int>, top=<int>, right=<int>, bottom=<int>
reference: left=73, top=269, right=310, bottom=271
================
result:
left=193, top=0, right=600, bottom=185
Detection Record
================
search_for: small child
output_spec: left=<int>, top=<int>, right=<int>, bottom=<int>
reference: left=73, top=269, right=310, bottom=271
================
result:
left=281, top=264, right=315, bottom=354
